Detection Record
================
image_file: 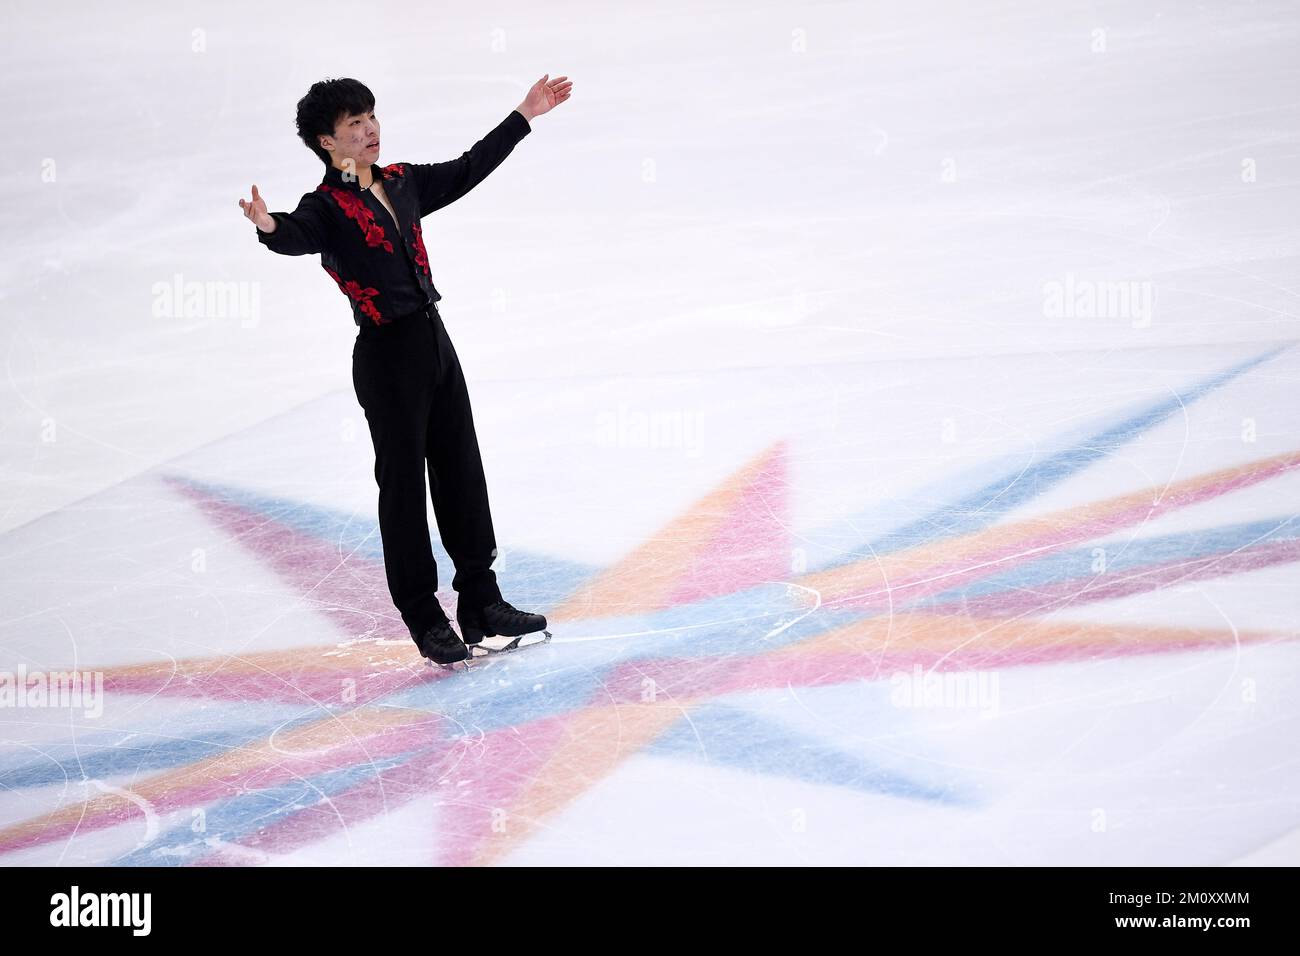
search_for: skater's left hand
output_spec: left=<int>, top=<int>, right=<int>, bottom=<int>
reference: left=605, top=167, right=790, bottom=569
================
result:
left=517, top=74, right=572, bottom=122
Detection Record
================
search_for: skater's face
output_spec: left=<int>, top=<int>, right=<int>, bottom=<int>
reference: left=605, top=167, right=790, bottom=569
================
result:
left=321, top=108, right=381, bottom=171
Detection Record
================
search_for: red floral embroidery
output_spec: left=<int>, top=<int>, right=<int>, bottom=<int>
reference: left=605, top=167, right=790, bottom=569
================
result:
left=410, top=222, right=431, bottom=279
left=381, top=163, right=406, bottom=179
left=322, top=265, right=386, bottom=325
left=317, top=183, right=393, bottom=253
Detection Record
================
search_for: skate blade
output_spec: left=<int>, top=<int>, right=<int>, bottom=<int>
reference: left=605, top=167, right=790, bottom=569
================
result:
left=468, top=629, right=553, bottom=657
left=424, top=656, right=474, bottom=671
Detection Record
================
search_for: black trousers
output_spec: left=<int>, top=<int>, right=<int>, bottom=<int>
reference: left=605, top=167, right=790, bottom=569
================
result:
left=351, top=302, right=502, bottom=639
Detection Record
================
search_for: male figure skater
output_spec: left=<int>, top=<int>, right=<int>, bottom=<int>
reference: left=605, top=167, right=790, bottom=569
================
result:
left=239, top=74, right=572, bottom=665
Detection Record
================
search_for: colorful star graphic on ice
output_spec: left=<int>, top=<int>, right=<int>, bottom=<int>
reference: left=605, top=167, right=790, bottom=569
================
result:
left=0, top=347, right=1296, bottom=864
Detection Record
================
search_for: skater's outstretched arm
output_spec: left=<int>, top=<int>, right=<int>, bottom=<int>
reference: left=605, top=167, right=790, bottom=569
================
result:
left=409, top=74, right=572, bottom=218
left=240, top=185, right=330, bottom=256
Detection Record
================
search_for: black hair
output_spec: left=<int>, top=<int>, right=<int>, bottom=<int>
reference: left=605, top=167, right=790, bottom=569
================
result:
left=295, top=78, right=376, bottom=167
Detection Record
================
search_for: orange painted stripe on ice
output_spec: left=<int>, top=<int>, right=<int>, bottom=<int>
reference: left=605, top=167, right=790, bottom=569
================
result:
left=777, top=612, right=1270, bottom=660
left=799, top=450, right=1300, bottom=606
left=471, top=702, right=687, bottom=865
left=548, top=441, right=787, bottom=623
left=0, top=705, right=435, bottom=848
left=101, top=638, right=419, bottom=682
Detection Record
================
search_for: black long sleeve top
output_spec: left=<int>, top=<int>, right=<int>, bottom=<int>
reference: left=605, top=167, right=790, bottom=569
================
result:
left=255, top=108, right=532, bottom=327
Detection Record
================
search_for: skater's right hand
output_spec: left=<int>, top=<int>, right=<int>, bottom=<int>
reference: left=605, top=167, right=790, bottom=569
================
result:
left=239, top=184, right=276, bottom=233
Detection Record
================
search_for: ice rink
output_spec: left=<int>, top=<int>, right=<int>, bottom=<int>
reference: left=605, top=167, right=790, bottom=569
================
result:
left=1, top=0, right=1297, bottom=865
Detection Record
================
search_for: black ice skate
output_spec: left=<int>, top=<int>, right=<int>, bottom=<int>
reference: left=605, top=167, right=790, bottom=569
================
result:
left=457, top=599, right=550, bottom=649
left=413, top=618, right=469, bottom=667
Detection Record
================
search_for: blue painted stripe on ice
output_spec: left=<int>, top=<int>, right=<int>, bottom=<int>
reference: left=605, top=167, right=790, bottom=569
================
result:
left=646, top=704, right=977, bottom=806
left=912, top=515, right=1300, bottom=609
left=0, top=713, right=321, bottom=790
left=816, top=346, right=1288, bottom=568
left=109, top=749, right=422, bottom=866
left=802, top=449, right=1052, bottom=572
